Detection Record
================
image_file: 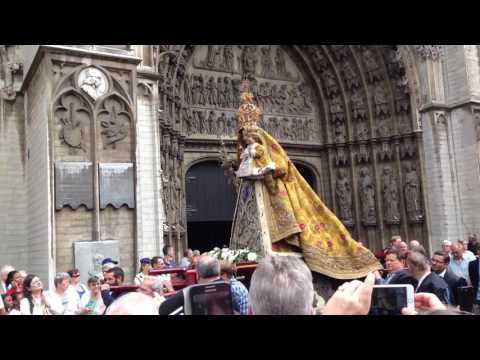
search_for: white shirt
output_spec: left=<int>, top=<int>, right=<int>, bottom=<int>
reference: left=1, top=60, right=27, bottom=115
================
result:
left=438, top=269, right=447, bottom=278
left=134, top=272, right=145, bottom=285
left=20, top=297, right=50, bottom=315
left=416, top=271, right=431, bottom=291
left=0, top=295, right=4, bottom=310
left=45, top=286, right=80, bottom=315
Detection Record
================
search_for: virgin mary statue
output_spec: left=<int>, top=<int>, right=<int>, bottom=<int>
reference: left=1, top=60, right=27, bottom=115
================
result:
left=230, top=81, right=381, bottom=279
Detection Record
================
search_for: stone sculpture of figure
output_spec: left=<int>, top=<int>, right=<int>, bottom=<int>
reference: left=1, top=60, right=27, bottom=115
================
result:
left=207, top=110, right=215, bottom=134
left=351, top=90, right=367, bottom=121
left=335, top=169, right=353, bottom=225
left=404, top=163, right=423, bottom=222
left=281, top=117, right=290, bottom=140
left=343, top=60, right=360, bottom=91
left=191, top=75, right=199, bottom=105
left=374, top=84, right=390, bottom=118
left=195, top=110, right=204, bottom=134
left=356, top=121, right=369, bottom=141
left=270, top=117, right=279, bottom=138
left=217, top=112, right=227, bottom=137
left=382, top=166, right=400, bottom=224
left=183, top=74, right=192, bottom=105
left=262, top=82, right=272, bottom=112
left=213, top=46, right=223, bottom=69
left=224, top=77, right=233, bottom=108
left=306, top=118, right=315, bottom=141
left=286, top=85, right=299, bottom=114
left=298, top=83, right=312, bottom=113
left=225, top=115, right=232, bottom=137
left=80, top=68, right=104, bottom=100
left=206, top=76, right=217, bottom=106
left=184, top=108, right=193, bottom=136
left=223, top=45, right=235, bottom=72
left=274, top=47, right=287, bottom=77
left=359, top=167, right=376, bottom=225
left=0, top=45, right=16, bottom=99
left=206, top=45, right=216, bottom=68
left=277, top=84, right=288, bottom=113
left=216, top=77, right=225, bottom=108
left=232, top=78, right=241, bottom=108
left=331, top=96, right=346, bottom=142
left=261, top=46, right=274, bottom=78
left=198, top=75, right=206, bottom=105
left=270, top=84, right=279, bottom=111
left=363, top=48, right=383, bottom=83
left=257, top=83, right=265, bottom=110
left=241, top=45, right=257, bottom=78
left=322, top=69, right=339, bottom=98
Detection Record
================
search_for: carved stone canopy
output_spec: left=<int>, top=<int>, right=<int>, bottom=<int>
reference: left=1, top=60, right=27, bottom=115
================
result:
left=414, top=45, right=443, bottom=61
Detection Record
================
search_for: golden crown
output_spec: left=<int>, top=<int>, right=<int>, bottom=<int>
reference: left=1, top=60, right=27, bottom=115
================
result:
left=236, top=80, right=262, bottom=129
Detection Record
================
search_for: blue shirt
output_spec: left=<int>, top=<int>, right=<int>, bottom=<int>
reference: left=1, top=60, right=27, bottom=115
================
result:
left=448, top=255, right=471, bottom=283
left=230, top=279, right=249, bottom=315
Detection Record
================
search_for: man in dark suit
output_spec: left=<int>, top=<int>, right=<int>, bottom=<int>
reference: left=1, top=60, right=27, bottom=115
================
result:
left=468, top=243, right=480, bottom=314
left=407, top=250, right=450, bottom=305
left=431, top=250, right=467, bottom=306
left=374, top=249, right=417, bottom=287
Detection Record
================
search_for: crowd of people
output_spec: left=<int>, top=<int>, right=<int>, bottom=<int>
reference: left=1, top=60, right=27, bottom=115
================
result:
left=1, top=235, right=479, bottom=315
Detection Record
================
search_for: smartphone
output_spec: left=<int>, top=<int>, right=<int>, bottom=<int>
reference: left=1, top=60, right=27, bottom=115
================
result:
left=183, top=282, right=234, bottom=315
left=369, top=284, right=414, bottom=315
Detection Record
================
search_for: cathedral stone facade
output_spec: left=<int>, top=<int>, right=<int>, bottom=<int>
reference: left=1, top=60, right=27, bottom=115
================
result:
left=1, top=45, right=479, bottom=285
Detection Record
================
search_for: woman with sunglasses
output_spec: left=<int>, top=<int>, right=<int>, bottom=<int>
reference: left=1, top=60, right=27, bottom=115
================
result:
left=68, top=269, right=88, bottom=301
left=79, top=276, right=105, bottom=315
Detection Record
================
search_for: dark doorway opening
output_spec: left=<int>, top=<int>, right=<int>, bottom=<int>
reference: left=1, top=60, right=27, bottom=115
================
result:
left=185, top=161, right=236, bottom=252
left=294, top=162, right=317, bottom=193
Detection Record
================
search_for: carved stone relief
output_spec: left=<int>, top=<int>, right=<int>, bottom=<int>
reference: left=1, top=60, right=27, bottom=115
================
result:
left=381, top=166, right=400, bottom=224
left=0, top=45, right=22, bottom=100
left=358, top=166, right=376, bottom=225
left=55, top=92, right=91, bottom=154
left=78, top=67, right=109, bottom=101
left=185, top=45, right=319, bottom=143
left=403, top=162, right=424, bottom=223
left=335, top=169, right=354, bottom=225
left=97, top=97, right=130, bottom=150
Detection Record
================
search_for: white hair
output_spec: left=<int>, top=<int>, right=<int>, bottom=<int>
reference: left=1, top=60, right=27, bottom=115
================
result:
left=249, top=255, right=314, bottom=315
left=105, top=292, right=158, bottom=315
left=1, top=265, right=15, bottom=277
left=442, top=240, right=452, bottom=246
left=143, top=276, right=164, bottom=295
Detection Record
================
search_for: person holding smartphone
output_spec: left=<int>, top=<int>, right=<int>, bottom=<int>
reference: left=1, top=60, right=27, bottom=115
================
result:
left=159, top=254, right=226, bottom=315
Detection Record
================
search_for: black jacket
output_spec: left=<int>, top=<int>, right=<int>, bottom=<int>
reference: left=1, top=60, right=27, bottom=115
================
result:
left=441, top=269, right=467, bottom=306
left=416, top=272, right=450, bottom=304
left=388, top=269, right=418, bottom=287
left=468, top=258, right=479, bottom=304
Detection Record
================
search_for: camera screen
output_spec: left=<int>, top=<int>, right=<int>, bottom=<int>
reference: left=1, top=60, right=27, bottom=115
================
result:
left=369, top=287, right=408, bottom=315
left=190, top=287, right=233, bottom=315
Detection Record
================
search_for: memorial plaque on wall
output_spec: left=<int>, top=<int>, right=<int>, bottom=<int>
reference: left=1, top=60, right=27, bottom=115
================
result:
left=74, top=240, right=119, bottom=285
left=99, top=163, right=135, bottom=209
left=55, top=161, right=93, bottom=210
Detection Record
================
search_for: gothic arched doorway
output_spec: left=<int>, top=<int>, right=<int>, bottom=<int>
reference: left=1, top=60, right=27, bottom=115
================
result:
left=185, top=160, right=236, bottom=252
left=295, top=162, right=317, bottom=193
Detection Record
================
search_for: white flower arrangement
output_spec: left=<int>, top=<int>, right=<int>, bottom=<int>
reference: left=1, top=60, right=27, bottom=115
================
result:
left=208, top=247, right=260, bottom=264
